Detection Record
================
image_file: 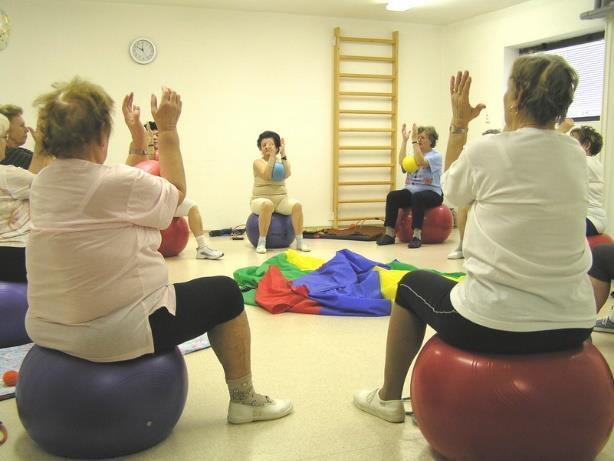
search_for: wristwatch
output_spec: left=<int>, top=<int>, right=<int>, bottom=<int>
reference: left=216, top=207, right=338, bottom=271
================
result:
left=281, top=156, right=287, bottom=160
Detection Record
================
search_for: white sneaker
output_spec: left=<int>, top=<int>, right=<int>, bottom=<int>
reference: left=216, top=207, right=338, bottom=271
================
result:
left=227, top=397, right=293, bottom=424
left=256, top=244, right=267, bottom=254
left=196, top=245, right=224, bottom=260
left=447, top=249, right=464, bottom=260
left=296, top=243, right=311, bottom=252
left=353, top=388, right=405, bottom=423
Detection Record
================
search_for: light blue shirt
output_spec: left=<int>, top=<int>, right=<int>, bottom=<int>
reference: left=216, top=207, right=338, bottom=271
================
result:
left=405, top=149, right=442, bottom=195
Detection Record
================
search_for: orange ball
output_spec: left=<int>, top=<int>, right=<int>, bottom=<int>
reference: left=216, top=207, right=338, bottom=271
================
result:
left=2, top=370, right=18, bottom=387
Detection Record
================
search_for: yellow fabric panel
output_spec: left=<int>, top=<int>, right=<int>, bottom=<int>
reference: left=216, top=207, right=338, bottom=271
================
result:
left=286, top=249, right=325, bottom=271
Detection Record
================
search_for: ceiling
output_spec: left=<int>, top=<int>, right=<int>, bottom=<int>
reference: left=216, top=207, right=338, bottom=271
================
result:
left=82, top=0, right=532, bottom=25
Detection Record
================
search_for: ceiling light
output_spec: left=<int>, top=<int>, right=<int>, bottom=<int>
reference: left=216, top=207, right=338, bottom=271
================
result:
left=386, top=0, right=423, bottom=12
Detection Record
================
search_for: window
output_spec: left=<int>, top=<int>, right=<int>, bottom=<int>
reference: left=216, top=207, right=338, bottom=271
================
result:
left=520, top=32, right=605, bottom=121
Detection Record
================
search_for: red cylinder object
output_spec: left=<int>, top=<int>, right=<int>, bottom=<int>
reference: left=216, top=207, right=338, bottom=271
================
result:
left=588, top=234, right=614, bottom=249
left=159, top=217, right=189, bottom=257
left=395, top=205, right=453, bottom=244
left=410, top=335, right=614, bottom=461
left=134, top=159, right=160, bottom=177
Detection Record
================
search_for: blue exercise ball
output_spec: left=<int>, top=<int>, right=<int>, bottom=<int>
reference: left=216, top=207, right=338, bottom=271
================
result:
left=0, top=281, right=30, bottom=347
left=16, top=346, right=188, bottom=459
left=271, top=162, right=285, bottom=181
left=246, top=212, right=295, bottom=249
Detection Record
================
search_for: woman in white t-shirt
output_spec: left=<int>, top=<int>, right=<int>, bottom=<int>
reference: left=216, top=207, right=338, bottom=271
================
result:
left=0, top=114, right=50, bottom=282
left=569, top=125, right=607, bottom=236
left=354, top=54, right=595, bottom=423
left=26, top=79, right=292, bottom=425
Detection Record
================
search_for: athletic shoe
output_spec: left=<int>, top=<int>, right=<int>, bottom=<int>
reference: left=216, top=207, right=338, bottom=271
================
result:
left=447, top=249, right=464, bottom=260
left=594, top=317, right=614, bottom=333
left=227, top=396, right=293, bottom=424
left=296, top=243, right=311, bottom=252
left=353, top=388, right=405, bottom=423
left=408, top=237, right=422, bottom=249
left=256, top=244, right=267, bottom=254
left=196, top=245, right=224, bottom=260
left=376, top=234, right=395, bottom=246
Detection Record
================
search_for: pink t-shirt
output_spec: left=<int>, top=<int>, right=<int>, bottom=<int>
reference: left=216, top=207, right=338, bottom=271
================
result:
left=26, top=158, right=179, bottom=362
left=0, top=165, right=35, bottom=247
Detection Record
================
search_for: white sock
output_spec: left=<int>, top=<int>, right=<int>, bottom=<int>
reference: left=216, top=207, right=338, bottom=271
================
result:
left=258, top=236, right=267, bottom=248
left=413, top=229, right=422, bottom=239
left=196, top=235, right=207, bottom=248
left=456, top=240, right=463, bottom=252
left=385, top=227, right=395, bottom=238
left=296, top=235, right=304, bottom=246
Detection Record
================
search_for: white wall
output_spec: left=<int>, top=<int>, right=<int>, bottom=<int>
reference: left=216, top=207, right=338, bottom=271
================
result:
left=441, top=0, right=603, bottom=138
left=0, top=0, right=445, bottom=229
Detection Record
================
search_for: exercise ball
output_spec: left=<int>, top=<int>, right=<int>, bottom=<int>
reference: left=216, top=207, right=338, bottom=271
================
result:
left=410, top=335, right=614, bottom=461
left=402, top=155, right=419, bottom=174
left=588, top=233, right=614, bottom=249
left=246, top=213, right=295, bottom=249
left=159, top=217, right=189, bottom=257
left=0, top=281, right=30, bottom=347
left=134, top=159, right=160, bottom=176
left=395, top=205, right=452, bottom=244
left=16, top=346, right=188, bottom=459
left=271, top=162, right=285, bottom=181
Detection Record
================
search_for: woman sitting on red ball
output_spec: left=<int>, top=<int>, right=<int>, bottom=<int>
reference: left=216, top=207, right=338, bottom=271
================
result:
left=355, top=55, right=595, bottom=423
left=26, top=80, right=292, bottom=424
left=376, top=123, right=443, bottom=249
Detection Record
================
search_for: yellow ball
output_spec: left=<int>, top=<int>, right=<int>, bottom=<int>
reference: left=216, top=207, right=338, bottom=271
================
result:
left=402, top=155, right=419, bottom=173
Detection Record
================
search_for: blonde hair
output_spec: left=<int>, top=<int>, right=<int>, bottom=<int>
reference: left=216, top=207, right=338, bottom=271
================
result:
left=0, top=113, right=9, bottom=138
left=0, top=104, right=23, bottom=122
left=510, top=54, right=578, bottom=125
left=33, top=77, right=114, bottom=158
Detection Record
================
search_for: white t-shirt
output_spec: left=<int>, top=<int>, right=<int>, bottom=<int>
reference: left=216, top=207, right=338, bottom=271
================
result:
left=587, top=154, right=607, bottom=233
left=26, top=159, right=179, bottom=362
left=0, top=165, right=35, bottom=247
left=443, top=128, right=595, bottom=332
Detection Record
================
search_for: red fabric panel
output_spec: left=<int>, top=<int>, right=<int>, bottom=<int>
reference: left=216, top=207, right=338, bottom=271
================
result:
left=255, top=266, right=322, bottom=314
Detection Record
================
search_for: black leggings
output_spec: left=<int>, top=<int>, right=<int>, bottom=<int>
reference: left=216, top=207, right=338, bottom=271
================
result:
left=586, top=218, right=599, bottom=237
left=589, top=244, right=614, bottom=282
left=395, top=270, right=591, bottom=354
left=149, top=276, right=245, bottom=353
left=0, top=246, right=27, bottom=282
left=384, top=189, right=443, bottom=229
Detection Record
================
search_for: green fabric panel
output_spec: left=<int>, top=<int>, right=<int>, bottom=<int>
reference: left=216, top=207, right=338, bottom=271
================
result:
left=233, top=252, right=314, bottom=306
left=388, top=259, right=465, bottom=280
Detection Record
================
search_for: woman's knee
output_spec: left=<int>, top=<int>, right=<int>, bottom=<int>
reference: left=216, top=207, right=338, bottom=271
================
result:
left=260, top=200, right=274, bottom=215
left=210, top=276, right=245, bottom=320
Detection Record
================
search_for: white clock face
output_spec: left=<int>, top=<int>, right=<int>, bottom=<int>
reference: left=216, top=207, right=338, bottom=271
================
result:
left=130, top=38, right=156, bottom=64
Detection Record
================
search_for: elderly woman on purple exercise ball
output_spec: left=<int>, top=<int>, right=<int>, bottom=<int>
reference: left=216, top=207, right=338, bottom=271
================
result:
left=25, top=79, right=292, bottom=425
left=251, top=130, right=310, bottom=254
left=354, top=54, right=595, bottom=423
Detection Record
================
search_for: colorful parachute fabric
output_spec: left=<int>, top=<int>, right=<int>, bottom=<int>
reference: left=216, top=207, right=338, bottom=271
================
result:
left=233, top=249, right=465, bottom=317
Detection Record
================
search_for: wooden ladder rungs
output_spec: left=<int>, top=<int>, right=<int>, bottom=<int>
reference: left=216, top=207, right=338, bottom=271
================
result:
left=339, top=163, right=394, bottom=168
left=339, top=73, right=394, bottom=80
left=339, top=181, right=392, bottom=186
left=340, top=91, right=393, bottom=98
left=338, top=199, right=386, bottom=204
left=339, top=145, right=392, bottom=150
left=339, top=109, right=394, bottom=115
left=340, top=55, right=394, bottom=63
left=339, top=128, right=394, bottom=133
left=339, top=36, right=395, bottom=45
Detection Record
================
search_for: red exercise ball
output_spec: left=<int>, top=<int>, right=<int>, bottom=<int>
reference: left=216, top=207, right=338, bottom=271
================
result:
left=159, top=217, right=189, bottom=257
left=134, top=159, right=160, bottom=177
left=410, top=335, right=614, bottom=461
left=588, top=233, right=614, bottom=249
left=395, top=205, right=453, bottom=244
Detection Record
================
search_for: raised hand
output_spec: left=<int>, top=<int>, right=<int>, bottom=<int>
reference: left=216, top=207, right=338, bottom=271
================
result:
left=151, top=87, right=182, bottom=132
left=280, top=138, right=286, bottom=157
left=401, top=123, right=410, bottom=142
left=122, top=93, right=143, bottom=133
left=450, top=70, right=486, bottom=127
left=557, top=118, right=575, bottom=134
left=411, top=123, right=418, bottom=142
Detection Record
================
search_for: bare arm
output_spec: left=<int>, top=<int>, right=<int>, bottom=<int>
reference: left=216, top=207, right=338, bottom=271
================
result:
left=123, top=93, right=149, bottom=167
left=152, top=88, right=186, bottom=206
left=28, top=127, right=53, bottom=174
left=280, top=138, right=291, bottom=178
left=410, top=123, right=427, bottom=167
left=445, top=71, right=486, bottom=171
